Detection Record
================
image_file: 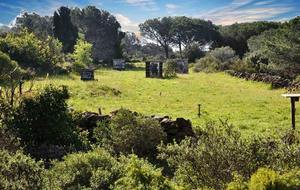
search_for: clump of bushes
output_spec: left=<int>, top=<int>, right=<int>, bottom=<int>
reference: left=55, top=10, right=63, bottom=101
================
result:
left=183, top=42, right=205, bottom=63
left=194, top=46, right=238, bottom=73
left=5, top=85, right=87, bottom=159
left=158, top=121, right=300, bottom=189
left=164, top=59, right=177, bottom=78
left=227, top=168, right=300, bottom=190
left=0, top=149, right=45, bottom=190
left=93, top=108, right=167, bottom=159
left=45, top=148, right=120, bottom=190
left=44, top=148, right=178, bottom=190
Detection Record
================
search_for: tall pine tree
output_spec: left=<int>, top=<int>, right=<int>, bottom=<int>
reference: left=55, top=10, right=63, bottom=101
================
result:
left=53, top=7, right=78, bottom=53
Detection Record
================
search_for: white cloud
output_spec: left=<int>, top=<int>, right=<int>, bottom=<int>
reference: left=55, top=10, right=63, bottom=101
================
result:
left=125, top=0, right=155, bottom=6
left=197, top=0, right=293, bottom=25
left=254, top=0, right=274, bottom=6
left=124, top=0, right=158, bottom=11
left=115, top=13, right=139, bottom=33
left=165, top=3, right=179, bottom=14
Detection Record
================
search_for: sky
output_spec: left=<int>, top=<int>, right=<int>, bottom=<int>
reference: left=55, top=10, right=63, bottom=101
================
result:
left=0, top=0, right=299, bottom=32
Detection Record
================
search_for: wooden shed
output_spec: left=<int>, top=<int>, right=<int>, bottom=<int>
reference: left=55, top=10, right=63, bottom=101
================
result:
left=145, top=61, right=163, bottom=78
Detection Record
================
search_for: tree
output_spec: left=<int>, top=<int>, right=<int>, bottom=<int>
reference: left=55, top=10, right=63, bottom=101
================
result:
left=70, top=6, right=124, bottom=62
left=53, top=6, right=78, bottom=53
left=72, top=39, right=93, bottom=72
left=248, top=28, right=300, bottom=78
left=14, top=12, right=53, bottom=39
left=139, top=17, right=173, bottom=58
left=0, top=29, right=64, bottom=73
left=0, top=51, right=24, bottom=106
left=220, top=22, right=280, bottom=57
left=121, top=32, right=141, bottom=59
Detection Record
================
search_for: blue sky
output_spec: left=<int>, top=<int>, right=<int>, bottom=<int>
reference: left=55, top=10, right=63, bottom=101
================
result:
left=0, top=0, right=299, bottom=32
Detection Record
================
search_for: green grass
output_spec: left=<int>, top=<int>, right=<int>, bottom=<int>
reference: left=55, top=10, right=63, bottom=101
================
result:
left=30, top=68, right=295, bottom=135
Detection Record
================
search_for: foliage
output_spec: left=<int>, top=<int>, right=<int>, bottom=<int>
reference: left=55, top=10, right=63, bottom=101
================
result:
left=164, top=59, right=177, bottom=78
left=0, top=29, right=64, bottom=73
left=53, top=6, right=78, bottom=53
left=0, top=149, right=45, bottom=190
left=193, top=55, right=219, bottom=73
left=139, top=17, right=173, bottom=59
left=121, top=32, right=141, bottom=59
left=227, top=168, right=300, bottom=190
left=72, top=39, right=93, bottom=72
left=220, top=21, right=280, bottom=57
left=45, top=148, right=120, bottom=190
left=244, top=52, right=269, bottom=73
left=248, top=28, right=300, bottom=78
left=158, top=121, right=300, bottom=189
left=10, top=85, right=81, bottom=150
left=94, top=108, right=166, bottom=158
left=71, top=6, right=124, bottom=62
left=210, top=46, right=238, bottom=70
left=14, top=12, right=53, bottom=39
left=0, top=51, right=26, bottom=106
left=183, top=42, right=205, bottom=63
left=114, top=154, right=180, bottom=190
left=170, top=16, right=221, bottom=57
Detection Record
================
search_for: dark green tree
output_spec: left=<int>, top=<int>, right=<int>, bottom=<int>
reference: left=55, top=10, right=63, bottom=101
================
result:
left=139, top=17, right=173, bottom=58
left=70, top=6, right=124, bottom=62
left=14, top=12, right=53, bottom=39
left=220, top=21, right=280, bottom=57
left=53, top=6, right=78, bottom=53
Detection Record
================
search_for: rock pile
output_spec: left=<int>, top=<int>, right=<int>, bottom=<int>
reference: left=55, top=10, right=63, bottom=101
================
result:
left=226, top=70, right=292, bottom=88
left=78, top=110, right=195, bottom=142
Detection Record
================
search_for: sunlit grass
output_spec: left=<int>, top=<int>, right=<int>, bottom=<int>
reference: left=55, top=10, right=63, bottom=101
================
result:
left=29, top=68, right=295, bottom=135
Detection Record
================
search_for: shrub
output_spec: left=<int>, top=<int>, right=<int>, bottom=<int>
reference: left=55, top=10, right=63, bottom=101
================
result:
left=183, top=43, right=205, bottom=63
left=45, top=148, right=120, bottom=190
left=193, top=55, right=219, bottom=73
left=0, top=149, right=45, bottom=190
left=209, top=46, right=238, bottom=70
left=244, top=52, right=269, bottom=73
left=72, top=39, right=93, bottom=72
left=93, top=109, right=167, bottom=159
left=0, top=29, right=63, bottom=73
left=164, top=59, right=177, bottom=78
left=230, top=59, right=256, bottom=73
left=10, top=85, right=83, bottom=153
left=158, top=121, right=300, bottom=189
left=227, top=168, right=300, bottom=190
left=114, top=154, right=179, bottom=190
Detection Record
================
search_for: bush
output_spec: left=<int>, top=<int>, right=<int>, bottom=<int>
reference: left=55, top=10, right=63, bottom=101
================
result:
left=72, top=39, right=93, bottom=72
left=10, top=86, right=83, bottom=154
left=0, top=29, right=64, bottom=73
left=114, top=154, right=179, bottom=190
left=210, top=46, right=238, bottom=70
left=227, top=168, right=300, bottom=190
left=230, top=59, right=256, bottom=73
left=193, top=55, right=219, bottom=73
left=183, top=43, right=205, bottom=63
left=94, top=109, right=167, bottom=159
left=45, top=148, right=120, bottom=190
left=164, top=59, right=177, bottom=78
left=158, top=121, right=300, bottom=189
left=0, top=149, right=45, bottom=190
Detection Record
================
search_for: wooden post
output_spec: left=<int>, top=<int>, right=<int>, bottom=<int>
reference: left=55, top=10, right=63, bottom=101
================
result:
left=198, top=104, right=201, bottom=118
left=282, top=94, right=300, bottom=130
left=98, top=107, right=102, bottom=115
left=291, top=97, right=299, bottom=130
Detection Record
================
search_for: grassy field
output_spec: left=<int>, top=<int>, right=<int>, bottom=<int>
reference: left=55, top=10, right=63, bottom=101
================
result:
left=31, top=67, right=296, bottom=135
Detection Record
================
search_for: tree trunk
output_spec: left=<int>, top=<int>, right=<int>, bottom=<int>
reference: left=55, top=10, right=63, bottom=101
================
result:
left=164, top=45, right=169, bottom=59
left=179, top=41, right=183, bottom=59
